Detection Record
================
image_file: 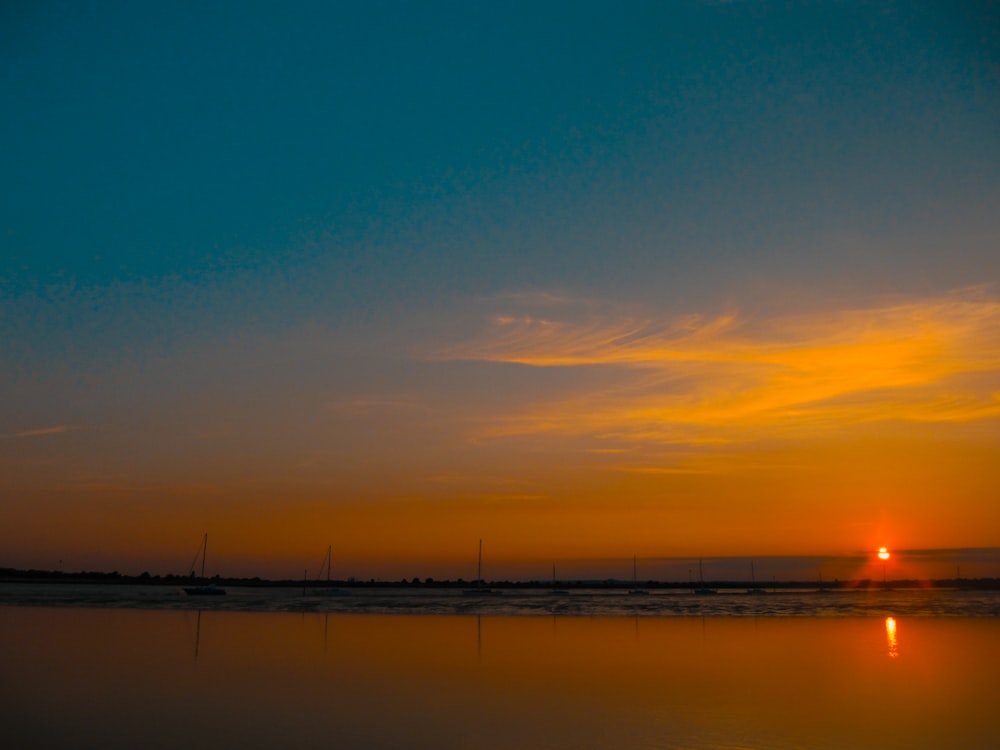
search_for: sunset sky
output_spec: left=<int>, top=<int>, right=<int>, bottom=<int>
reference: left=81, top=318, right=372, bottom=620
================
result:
left=3, top=1, right=999, bottom=581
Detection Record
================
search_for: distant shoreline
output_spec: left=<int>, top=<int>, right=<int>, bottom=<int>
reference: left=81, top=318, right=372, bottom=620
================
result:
left=3, top=567, right=999, bottom=591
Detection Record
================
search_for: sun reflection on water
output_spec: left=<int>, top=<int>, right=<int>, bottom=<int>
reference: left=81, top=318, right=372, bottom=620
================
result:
left=885, top=616, right=899, bottom=659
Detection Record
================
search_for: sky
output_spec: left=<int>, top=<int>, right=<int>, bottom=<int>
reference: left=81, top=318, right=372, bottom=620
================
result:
left=2, top=1, right=999, bottom=581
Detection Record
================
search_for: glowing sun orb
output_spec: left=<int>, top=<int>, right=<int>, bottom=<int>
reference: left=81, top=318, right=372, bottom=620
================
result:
left=878, top=547, right=891, bottom=561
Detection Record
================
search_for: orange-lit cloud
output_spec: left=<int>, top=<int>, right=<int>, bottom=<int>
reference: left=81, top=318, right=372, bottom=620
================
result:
left=434, top=288, right=1000, bottom=447
left=14, top=425, right=79, bottom=438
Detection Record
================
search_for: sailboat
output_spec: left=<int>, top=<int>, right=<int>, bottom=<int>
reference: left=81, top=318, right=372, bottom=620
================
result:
left=692, top=559, right=717, bottom=595
left=550, top=562, right=570, bottom=596
left=746, top=560, right=767, bottom=595
left=462, top=539, right=502, bottom=596
left=183, top=533, right=226, bottom=596
left=816, top=568, right=830, bottom=593
left=628, top=555, right=647, bottom=595
left=313, top=545, right=349, bottom=596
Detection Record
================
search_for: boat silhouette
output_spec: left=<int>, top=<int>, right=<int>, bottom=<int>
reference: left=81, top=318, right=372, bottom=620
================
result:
left=183, top=533, right=226, bottom=596
left=550, top=563, right=570, bottom=596
left=312, top=545, right=349, bottom=596
left=628, top=555, right=647, bottom=595
left=693, top=559, right=717, bottom=595
left=462, top=539, right=502, bottom=596
left=746, top=560, right=767, bottom=595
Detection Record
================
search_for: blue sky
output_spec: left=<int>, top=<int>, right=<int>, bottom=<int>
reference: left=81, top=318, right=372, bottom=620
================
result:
left=2, top=1, right=999, bottom=577
left=3, top=2, right=997, bottom=366
left=5, top=1, right=996, bottom=294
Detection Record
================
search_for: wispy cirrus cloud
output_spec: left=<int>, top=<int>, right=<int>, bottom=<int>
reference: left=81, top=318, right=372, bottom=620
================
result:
left=14, top=425, right=79, bottom=438
left=433, top=288, right=1000, bottom=445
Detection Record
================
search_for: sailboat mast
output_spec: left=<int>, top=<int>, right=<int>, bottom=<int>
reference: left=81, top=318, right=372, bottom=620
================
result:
left=183, top=532, right=226, bottom=596
left=326, top=545, right=332, bottom=583
left=477, top=539, right=483, bottom=584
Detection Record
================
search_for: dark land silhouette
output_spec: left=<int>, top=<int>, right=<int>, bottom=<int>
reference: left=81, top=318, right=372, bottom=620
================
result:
left=3, top=566, right=999, bottom=591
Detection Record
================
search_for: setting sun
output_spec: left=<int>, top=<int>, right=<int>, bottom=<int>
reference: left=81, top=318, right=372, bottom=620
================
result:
left=878, top=548, right=891, bottom=561
left=3, top=1, right=1000, bottom=588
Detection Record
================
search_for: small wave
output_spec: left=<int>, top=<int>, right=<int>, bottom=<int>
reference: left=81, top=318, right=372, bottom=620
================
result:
left=1, top=584, right=998, bottom=617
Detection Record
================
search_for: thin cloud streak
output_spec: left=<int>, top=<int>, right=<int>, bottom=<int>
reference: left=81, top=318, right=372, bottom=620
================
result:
left=14, top=425, right=78, bottom=438
left=434, top=289, right=1000, bottom=444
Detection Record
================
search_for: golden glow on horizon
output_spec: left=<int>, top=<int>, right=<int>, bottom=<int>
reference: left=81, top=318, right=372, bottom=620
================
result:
left=878, top=548, right=891, bottom=561
left=3, top=290, right=1000, bottom=576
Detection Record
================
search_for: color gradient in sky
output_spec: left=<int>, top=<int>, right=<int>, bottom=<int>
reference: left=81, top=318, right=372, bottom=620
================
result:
left=2, top=1, right=999, bottom=580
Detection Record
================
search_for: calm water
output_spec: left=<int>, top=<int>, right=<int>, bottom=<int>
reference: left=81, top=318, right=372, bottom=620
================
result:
left=2, top=582, right=999, bottom=616
left=2, top=587, right=999, bottom=749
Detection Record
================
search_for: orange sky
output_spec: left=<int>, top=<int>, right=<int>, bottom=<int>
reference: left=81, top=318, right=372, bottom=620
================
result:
left=3, top=4, right=999, bottom=582
left=3, top=289, right=999, bottom=580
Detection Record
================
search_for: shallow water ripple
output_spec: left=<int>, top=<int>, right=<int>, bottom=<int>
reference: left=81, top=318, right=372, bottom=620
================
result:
left=1, top=583, right=998, bottom=617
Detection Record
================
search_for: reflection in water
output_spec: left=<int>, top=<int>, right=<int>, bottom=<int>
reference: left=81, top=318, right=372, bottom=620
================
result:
left=2, top=608, right=998, bottom=750
left=885, top=616, right=899, bottom=659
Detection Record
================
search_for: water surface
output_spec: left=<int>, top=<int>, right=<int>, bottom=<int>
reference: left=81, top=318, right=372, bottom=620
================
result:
left=2, top=582, right=998, bottom=616
left=2, top=604, right=998, bottom=749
